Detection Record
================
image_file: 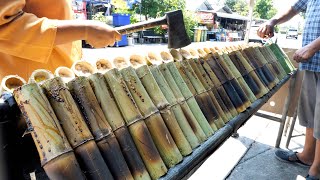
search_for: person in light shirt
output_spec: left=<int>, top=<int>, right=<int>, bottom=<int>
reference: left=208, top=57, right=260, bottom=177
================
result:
left=258, top=0, right=320, bottom=179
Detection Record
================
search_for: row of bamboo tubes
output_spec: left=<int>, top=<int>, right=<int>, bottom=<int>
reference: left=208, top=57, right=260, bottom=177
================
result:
left=2, top=43, right=295, bottom=180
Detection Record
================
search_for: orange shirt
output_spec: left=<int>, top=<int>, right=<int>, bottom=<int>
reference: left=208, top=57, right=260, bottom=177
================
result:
left=0, top=0, right=82, bottom=81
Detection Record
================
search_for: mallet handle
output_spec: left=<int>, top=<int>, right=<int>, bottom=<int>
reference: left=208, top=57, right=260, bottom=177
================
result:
left=115, top=16, right=167, bottom=35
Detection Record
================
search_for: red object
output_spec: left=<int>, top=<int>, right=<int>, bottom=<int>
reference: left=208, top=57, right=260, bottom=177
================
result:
left=161, top=25, right=168, bottom=29
left=72, top=0, right=87, bottom=20
left=196, top=11, right=214, bottom=24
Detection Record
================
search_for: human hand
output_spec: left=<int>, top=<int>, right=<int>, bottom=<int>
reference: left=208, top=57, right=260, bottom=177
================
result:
left=85, top=21, right=122, bottom=48
left=293, top=44, right=317, bottom=63
left=257, top=20, right=276, bottom=38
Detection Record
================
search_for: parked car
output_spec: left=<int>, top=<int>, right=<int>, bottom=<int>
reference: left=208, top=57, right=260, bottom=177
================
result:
left=286, top=28, right=298, bottom=39
left=249, top=25, right=277, bottom=44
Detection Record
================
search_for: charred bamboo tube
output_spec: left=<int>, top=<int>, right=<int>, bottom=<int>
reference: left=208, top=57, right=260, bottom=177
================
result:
left=243, top=47, right=277, bottom=89
left=170, top=49, right=218, bottom=132
left=13, top=83, right=85, bottom=180
left=131, top=55, right=192, bottom=156
left=180, top=49, right=226, bottom=128
left=205, top=51, right=247, bottom=113
left=200, top=55, right=238, bottom=117
left=104, top=68, right=167, bottom=180
left=41, top=77, right=113, bottom=180
left=71, top=60, right=97, bottom=77
left=187, top=49, right=233, bottom=123
left=210, top=50, right=251, bottom=110
left=227, top=49, right=267, bottom=98
left=28, top=69, right=54, bottom=84
left=252, top=47, right=280, bottom=84
left=160, top=51, right=209, bottom=141
left=67, top=77, right=133, bottom=180
left=241, top=48, right=273, bottom=90
left=258, top=46, right=287, bottom=79
left=1, top=75, right=26, bottom=94
left=88, top=73, right=151, bottom=180
left=147, top=52, right=200, bottom=149
left=214, top=48, right=257, bottom=103
left=114, top=57, right=183, bottom=168
left=54, top=66, right=75, bottom=83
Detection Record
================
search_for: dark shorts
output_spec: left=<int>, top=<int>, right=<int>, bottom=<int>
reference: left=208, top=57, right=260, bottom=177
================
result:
left=298, top=71, right=320, bottom=139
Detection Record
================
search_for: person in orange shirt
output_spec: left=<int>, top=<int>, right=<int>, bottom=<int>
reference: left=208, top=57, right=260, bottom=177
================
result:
left=0, top=0, right=121, bottom=81
left=0, top=0, right=121, bottom=179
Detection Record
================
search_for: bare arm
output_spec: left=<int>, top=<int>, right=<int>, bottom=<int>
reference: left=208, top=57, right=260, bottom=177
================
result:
left=55, top=20, right=121, bottom=48
left=257, top=7, right=299, bottom=38
left=293, top=37, right=320, bottom=62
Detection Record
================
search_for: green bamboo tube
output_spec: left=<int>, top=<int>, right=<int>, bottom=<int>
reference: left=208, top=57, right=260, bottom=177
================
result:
left=54, top=66, right=75, bottom=83
left=266, top=44, right=294, bottom=74
left=200, top=57, right=238, bottom=117
left=170, top=50, right=218, bottom=133
left=131, top=54, right=192, bottom=157
left=41, top=77, right=114, bottom=180
left=1, top=75, right=26, bottom=94
left=114, top=58, right=183, bottom=168
left=88, top=73, right=151, bottom=180
left=104, top=68, right=167, bottom=180
left=147, top=53, right=200, bottom=149
left=217, top=50, right=257, bottom=103
left=28, top=69, right=54, bottom=84
left=13, top=83, right=85, bottom=180
left=210, top=50, right=251, bottom=110
left=161, top=51, right=212, bottom=140
left=156, top=69, right=206, bottom=143
left=67, top=77, right=133, bottom=180
left=271, top=43, right=296, bottom=71
left=179, top=49, right=226, bottom=128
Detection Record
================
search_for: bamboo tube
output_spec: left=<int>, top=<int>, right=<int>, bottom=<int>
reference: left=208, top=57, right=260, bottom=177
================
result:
left=187, top=49, right=232, bottom=123
left=267, top=44, right=295, bottom=73
left=243, top=47, right=277, bottom=89
left=226, top=48, right=267, bottom=99
left=104, top=68, right=167, bottom=180
left=147, top=53, right=200, bottom=149
left=13, top=83, right=85, bottom=179
left=54, top=66, right=75, bottom=83
left=1, top=75, right=26, bottom=94
left=210, top=49, right=251, bottom=110
left=88, top=71, right=153, bottom=179
left=87, top=73, right=151, bottom=180
left=170, top=49, right=218, bottom=133
left=271, top=43, right=295, bottom=71
left=114, top=57, right=183, bottom=168
left=71, top=60, right=97, bottom=77
left=160, top=51, right=210, bottom=141
left=200, top=55, right=238, bottom=117
left=67, top=77, right=133, bottom=180
left=213, top=48, right=257, bottom=103
left=95, top=58, right=114, bottom=74
left=28, top=69, right=54, bottom=84
left=178, top=49, right=225, bottom=129
left=41, top=77, right=114, bottom=180
left=131, top=55, right=192, bottom=156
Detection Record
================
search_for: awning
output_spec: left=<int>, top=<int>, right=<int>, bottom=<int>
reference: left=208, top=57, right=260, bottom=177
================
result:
left=215, top=12, right=248, bottom=21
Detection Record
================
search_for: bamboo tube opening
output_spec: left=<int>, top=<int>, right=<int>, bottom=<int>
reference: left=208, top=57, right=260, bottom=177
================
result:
left=96, top=59, right=114, bottom=73
left=203, top=47, right=211, bottom=54
left=71, top=61, right=96, bottom=77
left=113, top=56, right=130, bottom=69
left=28, top=69, right=54, bottom=84
left=160, top=51, right=174, bottom=62
left=1, top=75, right=26, bottom=93
left=147, top=52, right=163, bottom=65
left=54, top=67, right=75, bottom=83
left=189, top=48, right=200, bottom=58
left=179, top=49, right=193, bottom=60
left=129, top=54, right=147, bottom=68
left=197, top=49, right=207, bottom=57
left=169, top=49, right=183, bottom=61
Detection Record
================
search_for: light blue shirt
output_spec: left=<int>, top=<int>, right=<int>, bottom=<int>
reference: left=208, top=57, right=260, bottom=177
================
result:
left=293, top=0, right=320, bottom=72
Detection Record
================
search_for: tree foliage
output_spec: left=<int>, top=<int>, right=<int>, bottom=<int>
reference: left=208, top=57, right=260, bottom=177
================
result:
left=254, top=0, right=277, bottom=19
